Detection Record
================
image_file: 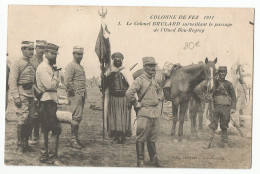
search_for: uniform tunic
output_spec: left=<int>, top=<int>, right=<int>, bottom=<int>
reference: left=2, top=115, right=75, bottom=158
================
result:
left=126, top=72, right=163, bottom=142
left=36, top=58, right=61, bottom=133
left=64, top=60, right=86, bottom=125
left=9, top=56, right=36, bottom=124
left=196, top=79, right=236, bottom=133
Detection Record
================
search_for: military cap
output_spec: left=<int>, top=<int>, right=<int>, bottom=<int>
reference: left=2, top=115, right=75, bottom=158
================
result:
left=36, top=40, right=47, bottom=47
left=45, top=43, right=59, bottom=54
left=218, top=66, right=227, bottom=71
left=142, top=57, right=157, bottom=66
left=21, top=41, right=34, bottom=48
left=73, top=46, right=84, bottom=53
left=111, top=52, right=124, bottom=60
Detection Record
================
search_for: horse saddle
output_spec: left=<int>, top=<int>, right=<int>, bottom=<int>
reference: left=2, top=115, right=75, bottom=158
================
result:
left=162, top=63, right=181, bottom=88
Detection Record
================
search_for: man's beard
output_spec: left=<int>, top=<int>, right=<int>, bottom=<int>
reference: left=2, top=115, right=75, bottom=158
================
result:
left=48, top=59, right=56, bottom=65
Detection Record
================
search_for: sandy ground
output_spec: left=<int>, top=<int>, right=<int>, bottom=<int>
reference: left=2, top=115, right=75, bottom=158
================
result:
left=5, top=87, right=252, bottom=168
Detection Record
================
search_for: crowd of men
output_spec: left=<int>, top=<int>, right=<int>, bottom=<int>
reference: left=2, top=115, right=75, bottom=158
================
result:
left=7, top=40, right=236, bottom=167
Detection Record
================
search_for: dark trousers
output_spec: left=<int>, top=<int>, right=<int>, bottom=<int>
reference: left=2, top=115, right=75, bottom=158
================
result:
left=209, top=105, right=231, bottom=143
left=38, top=100, right=61, bottom=159
left=209, top=105, right=231, bottom=130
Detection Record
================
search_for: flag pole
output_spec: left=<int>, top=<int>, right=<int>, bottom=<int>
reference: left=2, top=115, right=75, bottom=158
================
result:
left=99, top=6, right=106, bottom=141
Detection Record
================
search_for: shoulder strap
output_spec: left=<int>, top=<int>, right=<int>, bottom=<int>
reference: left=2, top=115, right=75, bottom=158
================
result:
left=219, top=81, right=231, bottom=100
left=20, top=63, right=32, bottom=74
left=138, top=77, right=153, bottom=102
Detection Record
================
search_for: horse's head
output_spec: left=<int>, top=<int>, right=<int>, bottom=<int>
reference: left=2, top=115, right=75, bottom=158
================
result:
left=203, top=57, right=217, bottom=90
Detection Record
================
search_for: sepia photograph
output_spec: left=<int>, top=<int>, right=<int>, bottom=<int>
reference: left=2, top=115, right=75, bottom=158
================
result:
left=4, top=4, right=254, bottom=169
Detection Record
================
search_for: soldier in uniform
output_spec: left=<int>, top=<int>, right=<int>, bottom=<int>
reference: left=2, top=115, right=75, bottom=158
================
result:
left=36, top=43, right=63, bottom=165
left=104, top=52, right=133, bottom=144
left=9, top=41, right=36, bottom=153
left=126, top=57, right=163, bottom=167
left=64, top=46, right=86, bottom=149
left=29, top=40, right=47, bottom=145
left=30, top=40, right=46, bottom=69
left=203, top=66, right=236, bottom=149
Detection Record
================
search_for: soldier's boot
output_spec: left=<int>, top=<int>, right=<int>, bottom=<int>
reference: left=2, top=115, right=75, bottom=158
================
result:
left=203, top=128, right=215, bottom=149
left=29, top=118, right=40, bottom=145
left=221, top=129, right=228, bottom=149
left=147, top=142, right=161, bottom=167
left=136, top=141, right=145, bottom=167
left=33, top=117, right=40, bottom=142
left=24, top=124, right=35, bottom=152
left=39, top=132, right=49, bottom=163
left=16, top=124, right=26, bottom=153
left=49, top=134, right=64, bottom=166
left=70, top=124, right=82, bottom=149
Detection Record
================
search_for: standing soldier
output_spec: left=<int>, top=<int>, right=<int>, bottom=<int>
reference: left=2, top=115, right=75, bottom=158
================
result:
left=36, top=43, right=63, bottom=165
left=204, top=66, right=236, bottom=149
left=126, top=57, right=163, bottom=167
left=9, top=41, right=36, bottom=153
left=64, top=46, right=86, bottom=149
left=30, top=40, right=46, bottom=69
left=29, top=40, right=47, bottom=145
left=104, top=52, right=134, bottom=144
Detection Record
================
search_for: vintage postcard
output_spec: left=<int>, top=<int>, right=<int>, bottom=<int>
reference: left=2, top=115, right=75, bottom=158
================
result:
left=5, top=5, right=254, bottom=168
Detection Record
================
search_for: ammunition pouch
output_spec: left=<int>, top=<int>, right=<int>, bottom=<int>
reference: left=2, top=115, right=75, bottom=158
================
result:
left=21, top=82, right=33, bottom=90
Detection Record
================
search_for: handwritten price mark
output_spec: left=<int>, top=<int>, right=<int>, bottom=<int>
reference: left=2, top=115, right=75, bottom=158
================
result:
left=184, top=41, right=200, bottom=50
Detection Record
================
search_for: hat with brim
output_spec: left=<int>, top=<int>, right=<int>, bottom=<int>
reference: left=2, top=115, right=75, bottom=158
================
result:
left=36, top=40, right=47, bottom=47
left=73, top=46, right=84, bottom=54
left=45, top=43, right=59, bottom=54
left=143, top=57, right=157, bottom=66
left=21, top=41, right=34, bottom=48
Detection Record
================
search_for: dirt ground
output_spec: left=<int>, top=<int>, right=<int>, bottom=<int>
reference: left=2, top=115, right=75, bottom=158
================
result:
left=5, top=87, right=252, bottom=168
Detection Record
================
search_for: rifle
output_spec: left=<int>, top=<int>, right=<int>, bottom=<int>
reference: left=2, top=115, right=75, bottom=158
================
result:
left=130, top=63, right=138, bottom=71
left=230, top=114, right=244, bottom=137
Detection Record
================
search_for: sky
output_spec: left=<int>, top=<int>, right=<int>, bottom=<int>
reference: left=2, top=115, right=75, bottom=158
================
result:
left=7, top=6, right=254, bottom=79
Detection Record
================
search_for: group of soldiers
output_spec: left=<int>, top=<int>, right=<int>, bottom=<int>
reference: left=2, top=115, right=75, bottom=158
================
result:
left=8, top=40, right=87, bottom=165
left=6, top=40, right=237, bottom=167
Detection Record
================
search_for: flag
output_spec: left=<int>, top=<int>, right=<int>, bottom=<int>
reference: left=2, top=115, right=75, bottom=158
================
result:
left=95, top=22, right=111, bottom=65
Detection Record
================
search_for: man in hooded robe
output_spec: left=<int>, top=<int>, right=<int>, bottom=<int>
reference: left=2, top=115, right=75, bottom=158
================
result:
left=104, top=52, right=134, bottom=144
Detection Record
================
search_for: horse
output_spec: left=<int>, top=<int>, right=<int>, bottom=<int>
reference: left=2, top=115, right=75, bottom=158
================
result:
left=132, top=58, right=217, bottom=142
left=165, top=58, right=217, bottom=142
left=188, top=67, right=217, bottom=138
